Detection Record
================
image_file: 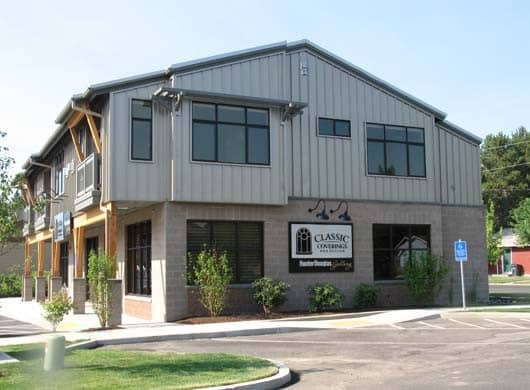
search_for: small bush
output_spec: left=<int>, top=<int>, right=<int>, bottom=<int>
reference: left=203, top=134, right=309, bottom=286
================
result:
left=403, top=251, right=449, bottom=304
left=42, top=288, right=74, bottom=331
left=190, top=247, right=232, bottom=317
left=88, top=250, right=115, bottom=328
left=0, top=266, right=23, bottom=297
left=252, top=277, right=290, bottom=315
left=307, top=283, right=344, bottom=312
left=353, top=283, right=380, bottom=309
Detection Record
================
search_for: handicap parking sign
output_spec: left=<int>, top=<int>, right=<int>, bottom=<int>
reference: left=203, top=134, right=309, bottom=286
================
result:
left=454, top=240, right=468, bottom=262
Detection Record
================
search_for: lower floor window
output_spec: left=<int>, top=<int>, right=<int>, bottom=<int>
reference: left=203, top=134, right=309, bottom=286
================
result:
left=60, top=242, right=68, bottom=287
left=127, top=220, right=152, bottom=295
left=373, top=224, right=430, bottom=280
left=187, top=220, right=264, bottom=284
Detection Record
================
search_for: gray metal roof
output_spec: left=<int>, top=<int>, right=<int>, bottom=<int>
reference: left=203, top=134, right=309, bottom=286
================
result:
left=436, top=119, right=482, bottom=145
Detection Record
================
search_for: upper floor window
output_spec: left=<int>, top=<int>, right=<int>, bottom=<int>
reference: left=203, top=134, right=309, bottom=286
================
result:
left=366, top=123, right=426, bottom=177
left=318, top=117, right=351, bottom=137
left=131, top=99, right=152, bottom=161
left=192, top=102, right=270, bottom=165
left=54, top=151, right=64, bottom=195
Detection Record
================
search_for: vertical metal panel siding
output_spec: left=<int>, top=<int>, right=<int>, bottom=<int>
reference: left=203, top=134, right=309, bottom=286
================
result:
left=289, top=51, right=441, bottom=203
left=109, top=82, right=171, bottom=202
left=436, top=125, right=481, bottom=206
left=171, top=99, right=286, bottom=205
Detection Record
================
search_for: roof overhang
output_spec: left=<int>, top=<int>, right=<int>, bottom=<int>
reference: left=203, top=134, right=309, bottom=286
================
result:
left=436, top=119, right=482, bottom=145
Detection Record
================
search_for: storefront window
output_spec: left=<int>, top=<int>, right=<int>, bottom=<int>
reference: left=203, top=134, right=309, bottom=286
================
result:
left=373, top=224, right=430, bottom=280
left=187, top=221, right=264, bottom=284
left=126, top=220, right=152, bottom=295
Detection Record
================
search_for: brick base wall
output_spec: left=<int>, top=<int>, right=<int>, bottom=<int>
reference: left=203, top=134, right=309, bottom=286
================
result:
left=124, top=296, right=152, bottom=320
left=186, top=286, right=259, bottom=317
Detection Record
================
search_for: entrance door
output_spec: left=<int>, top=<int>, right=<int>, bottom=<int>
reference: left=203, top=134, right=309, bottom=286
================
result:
left=59, top=242, right=69, bottom=287
left=85, top=237, right=99, bottom=298
left=503, top=248, right=512, bottom=274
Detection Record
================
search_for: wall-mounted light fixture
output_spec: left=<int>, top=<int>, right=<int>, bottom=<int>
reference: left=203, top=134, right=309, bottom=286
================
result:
left=330, top=200, right=351, bottom=221
left=308, top=199, right=330, bottom=220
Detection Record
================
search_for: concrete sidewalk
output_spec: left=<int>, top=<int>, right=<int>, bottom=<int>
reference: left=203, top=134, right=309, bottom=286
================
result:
left=0, top=297, right=449, bottom=347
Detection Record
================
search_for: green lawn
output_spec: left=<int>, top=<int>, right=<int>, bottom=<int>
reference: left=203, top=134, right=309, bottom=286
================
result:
left=489, top=275, right=530, bottom=284
left=0, top=344, right=277, bottom=390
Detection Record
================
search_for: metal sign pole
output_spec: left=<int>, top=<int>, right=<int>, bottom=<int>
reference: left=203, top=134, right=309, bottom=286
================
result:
left=460, top=258, right=466, bottom=311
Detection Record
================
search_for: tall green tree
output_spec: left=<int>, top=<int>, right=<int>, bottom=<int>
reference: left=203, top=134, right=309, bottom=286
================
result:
left=512, top=198, right=530, bottom=245
left=486, top=202, right=503, bottom=266
left=0, top=131, right=23, bottom=256
left=481, top=126, right=530, bottom=230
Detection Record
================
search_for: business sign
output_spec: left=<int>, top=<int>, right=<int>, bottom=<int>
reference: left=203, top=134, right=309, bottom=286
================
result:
left=289, top=223, right=353, bottom=272
left=454, top=240, right=468, bottom=262
left=53, top=212, right=71, bottom=242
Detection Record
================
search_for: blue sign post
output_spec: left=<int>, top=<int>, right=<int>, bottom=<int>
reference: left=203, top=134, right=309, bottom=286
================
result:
left=454, top=240, right=468, bottom=310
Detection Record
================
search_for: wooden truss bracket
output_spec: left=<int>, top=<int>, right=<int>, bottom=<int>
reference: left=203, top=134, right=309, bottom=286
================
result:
left=85, top=113, right=102, bottom=155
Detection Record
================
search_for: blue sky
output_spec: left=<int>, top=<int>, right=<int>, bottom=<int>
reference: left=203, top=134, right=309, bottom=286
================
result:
left=1, top=0, right=529, bottom=169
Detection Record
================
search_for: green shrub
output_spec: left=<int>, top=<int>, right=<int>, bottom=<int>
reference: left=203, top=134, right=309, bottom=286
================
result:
left=190, top=247, right=232, bottom=317
left=353, top=283, right=380, bottom=309
left=403, top=251, right=449, bottom=304
left=88, top=249, right=115, bottom=328
left=42, top=288, right=74, bottom=331
left=307, top=283, right=344, bottom=312
left=0, top=265, right=22, bottom=297
left=252, top=277, right=290, bottom=315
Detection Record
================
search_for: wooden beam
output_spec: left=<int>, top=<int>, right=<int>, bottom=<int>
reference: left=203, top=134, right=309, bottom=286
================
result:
left=69, top=127, right=85, bottom=162
left=37, top=240, right=44, bottom=277
left=73, top=207, right=106, bottom=229
left=85, top=113, right=102, bottom=155
left=25, top=240, right=31, bottom=277
left=67, top=110, right=85, bottom=129
left=27, top=229, right=53, bottom=245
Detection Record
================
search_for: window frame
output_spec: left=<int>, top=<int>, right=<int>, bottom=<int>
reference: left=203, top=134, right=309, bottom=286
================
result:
left=186, top=220, right=265, bottom=284
left=317, top=117, right=351, bottom=138
left=126, top=220, right=152, bottom=296
left=191, top=102, right=271, bottom=166
left=372, top=224, right=431, bottom=281
left=130, top=99, right=153, bottom=162
left=54, top=150, right=64, bottom=196
left=366, top=122, right=426, bottom=178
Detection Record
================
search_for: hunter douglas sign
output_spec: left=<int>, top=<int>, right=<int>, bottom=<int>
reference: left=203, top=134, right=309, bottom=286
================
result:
left=289, top=223, right=353, bottom=272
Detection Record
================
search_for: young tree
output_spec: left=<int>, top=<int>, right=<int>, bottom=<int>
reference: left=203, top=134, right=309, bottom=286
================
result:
left=0, top=131, right=23, bottom=256
left=486, top=202, right=503, bottom=267
left=512, top=198, right=530, bottom=245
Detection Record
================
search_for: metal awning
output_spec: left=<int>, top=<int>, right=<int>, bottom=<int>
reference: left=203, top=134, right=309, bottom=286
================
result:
left=153, top=87, right=307, bottom=120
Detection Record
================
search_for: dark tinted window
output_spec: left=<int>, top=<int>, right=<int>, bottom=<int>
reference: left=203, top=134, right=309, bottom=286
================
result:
left=318, top=117, right=351, bottom=137
left=187, top=221, right=264, bottom=284
left=127, top=220, right=152, bottom=295
left=373, top=224, right=431, bottom=280
left=366, top=123, right=426, bottom=177
left=192, top=103, right=270, bottom=165
left=131, top=99, right=152, bottom=161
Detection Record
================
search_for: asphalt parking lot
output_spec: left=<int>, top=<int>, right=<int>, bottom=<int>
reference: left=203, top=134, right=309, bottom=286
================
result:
left=107, top=314, right=530, bottom=389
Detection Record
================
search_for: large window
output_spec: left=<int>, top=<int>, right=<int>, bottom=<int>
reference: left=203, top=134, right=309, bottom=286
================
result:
left=373, top=224, right=430, bottom=280
left=192, top=103, right=270, bottom=165
left=318, top=117, right=351, bottom=137
left=131, top=99, right=153, bottom=161
left=366, top=123, right=426, bottom=177
left=127, top=220, right=152, bottom=295
left=60, top=242, right=68, bottom=287
left=54, top=150, right=64, bottom=195
left=187, top=221, right=264, bottom=284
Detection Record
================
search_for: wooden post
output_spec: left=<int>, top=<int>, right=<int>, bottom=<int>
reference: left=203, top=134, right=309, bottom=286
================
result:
left=37, top=240, right=44, bottom=277
left=107, top=203, right=117, bottom=276
left=75, top=227, right=85, bottom=278
left=53, top=241, right=60, bottom=277
left=25, top=240, right=31, bottom=276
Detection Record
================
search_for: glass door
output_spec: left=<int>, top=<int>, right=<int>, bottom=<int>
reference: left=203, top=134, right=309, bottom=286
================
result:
left=502, top=248, right=512, bottom=274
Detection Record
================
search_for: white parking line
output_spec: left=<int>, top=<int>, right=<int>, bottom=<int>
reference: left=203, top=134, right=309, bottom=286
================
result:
left=448, top=318, right=485, bottom=329
left=484, top=319, right=526, bottom=329
left=389, top=323, right=405, bottom=330
left=418, top=321, right=445, bottom=329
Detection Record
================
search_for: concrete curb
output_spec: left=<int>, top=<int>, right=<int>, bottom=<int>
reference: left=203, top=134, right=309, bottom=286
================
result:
left=0, top=351, right=19, bottom=365
left=92, top=326, right=316, bottom=347
left=203, top=360, right=290, bottom=390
